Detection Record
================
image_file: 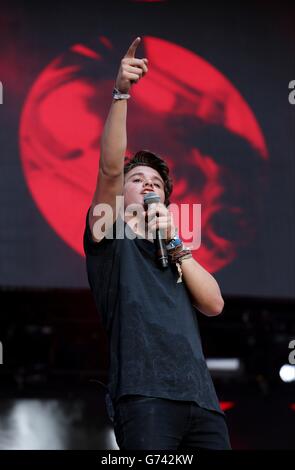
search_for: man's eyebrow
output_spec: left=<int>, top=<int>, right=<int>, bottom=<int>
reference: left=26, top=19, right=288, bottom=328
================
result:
left=128, top=172, right=164, bottom=185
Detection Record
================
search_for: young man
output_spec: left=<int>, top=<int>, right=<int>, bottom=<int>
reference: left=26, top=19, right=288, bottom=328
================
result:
left=83, top=37, right=231, bottom=450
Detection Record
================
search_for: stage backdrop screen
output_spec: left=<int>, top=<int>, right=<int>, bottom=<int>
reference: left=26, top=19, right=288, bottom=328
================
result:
left=0, top=1, right=294, bottom=298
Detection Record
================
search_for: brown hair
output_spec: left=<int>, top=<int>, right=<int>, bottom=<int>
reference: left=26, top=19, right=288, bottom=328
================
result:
left=124, top=150, right=173, bottom=206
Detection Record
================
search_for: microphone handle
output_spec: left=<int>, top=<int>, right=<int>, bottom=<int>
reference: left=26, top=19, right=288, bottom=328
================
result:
left=155, top=228, right=169, bottom=269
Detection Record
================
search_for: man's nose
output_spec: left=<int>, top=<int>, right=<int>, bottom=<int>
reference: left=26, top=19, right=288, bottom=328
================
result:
left=144, top=180, right=154, bottom=188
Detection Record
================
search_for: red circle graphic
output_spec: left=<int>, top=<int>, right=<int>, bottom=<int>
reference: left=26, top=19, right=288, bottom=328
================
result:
left=19, top=36, right=268, bottom=272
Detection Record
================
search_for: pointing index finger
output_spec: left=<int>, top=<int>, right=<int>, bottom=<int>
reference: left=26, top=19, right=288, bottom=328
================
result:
left=124, top=37, right=141, bottom=58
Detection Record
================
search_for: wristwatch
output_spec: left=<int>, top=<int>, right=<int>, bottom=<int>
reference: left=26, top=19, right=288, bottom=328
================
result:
left=166, top=235, right=183, bottom=251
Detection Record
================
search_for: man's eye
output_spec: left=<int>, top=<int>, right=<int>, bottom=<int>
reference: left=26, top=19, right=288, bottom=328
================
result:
left=132, top=178, right=161, bottom=188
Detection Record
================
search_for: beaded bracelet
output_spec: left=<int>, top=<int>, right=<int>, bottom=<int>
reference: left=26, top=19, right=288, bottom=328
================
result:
left=168, top=247, right=193, bottom=283
left=168, top=246, right=192, bottom=264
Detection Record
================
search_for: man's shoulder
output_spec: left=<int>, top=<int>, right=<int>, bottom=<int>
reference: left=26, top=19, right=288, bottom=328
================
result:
left=83, top=208, right=127, bottom=256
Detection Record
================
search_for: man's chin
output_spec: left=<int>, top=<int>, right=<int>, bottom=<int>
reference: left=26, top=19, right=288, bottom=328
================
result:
left=124, top=201, right=145, bottom=216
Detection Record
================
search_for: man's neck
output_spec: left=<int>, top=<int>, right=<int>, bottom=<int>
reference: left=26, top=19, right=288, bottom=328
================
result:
left=124, top=214, right=154, bottom=242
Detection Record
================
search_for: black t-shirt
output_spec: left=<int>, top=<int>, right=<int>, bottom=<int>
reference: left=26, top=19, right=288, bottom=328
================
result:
left=83, top=208, right=224, bottom=417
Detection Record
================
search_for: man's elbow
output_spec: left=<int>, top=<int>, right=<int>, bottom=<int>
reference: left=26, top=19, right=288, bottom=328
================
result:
left=197, top=295, right=224, bottom=317
left=209, top=295, right=224, bottom=316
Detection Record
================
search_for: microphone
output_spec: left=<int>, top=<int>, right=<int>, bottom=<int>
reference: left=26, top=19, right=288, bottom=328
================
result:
left=143, top=192, right=169, bottom=269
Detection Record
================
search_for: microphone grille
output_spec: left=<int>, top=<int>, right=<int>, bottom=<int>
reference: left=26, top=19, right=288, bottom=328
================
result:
left=143, top=192, right=160, bottom=205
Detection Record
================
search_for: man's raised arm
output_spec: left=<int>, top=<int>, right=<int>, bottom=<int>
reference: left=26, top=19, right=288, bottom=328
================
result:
left=89, top=37, right=148, bottom=241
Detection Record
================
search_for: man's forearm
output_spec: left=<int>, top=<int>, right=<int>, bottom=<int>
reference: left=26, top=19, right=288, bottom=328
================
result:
left=180, top=257, right=224, bottom=316
left=97, top=38, right=147, bottom=178
left=99, top=99, right=127, bottom=176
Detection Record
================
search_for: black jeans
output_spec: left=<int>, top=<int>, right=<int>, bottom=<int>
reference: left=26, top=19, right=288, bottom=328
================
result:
left=113, top=394, right=231, bottom=450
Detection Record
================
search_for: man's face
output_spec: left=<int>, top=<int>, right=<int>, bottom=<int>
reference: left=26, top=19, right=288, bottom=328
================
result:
left=123, top=165, right=165, bottom=210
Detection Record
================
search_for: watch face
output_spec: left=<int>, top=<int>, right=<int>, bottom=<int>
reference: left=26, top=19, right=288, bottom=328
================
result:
left=167, top=238, right=182, bottom=250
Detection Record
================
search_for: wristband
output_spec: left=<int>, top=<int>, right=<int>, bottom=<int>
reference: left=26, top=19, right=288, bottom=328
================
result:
left=172, top=250, right=193, bottom=283
left=169, top=246, right=192, bottom=264
left=112, top=87, right=130, bottom=100
left=166, top=235, right=183, bottom=251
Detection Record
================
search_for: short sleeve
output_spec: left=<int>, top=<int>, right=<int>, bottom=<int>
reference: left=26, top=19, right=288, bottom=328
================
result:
left=83, top=206, right=121, bottom=332
left=83, top=206, right=124, bottom=256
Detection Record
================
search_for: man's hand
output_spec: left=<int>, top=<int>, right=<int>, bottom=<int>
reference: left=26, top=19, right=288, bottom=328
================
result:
left=145, top=203, right=177, bottom=243
left=115, top=37, right=148, bottom=93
